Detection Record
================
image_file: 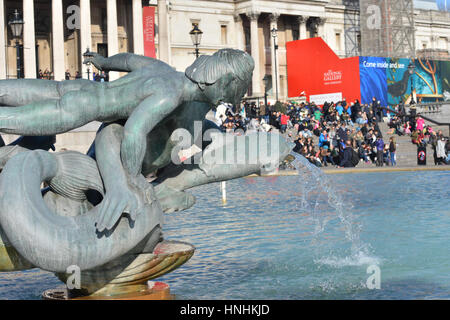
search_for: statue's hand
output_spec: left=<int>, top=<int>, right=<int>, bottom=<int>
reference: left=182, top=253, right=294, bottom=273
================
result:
left=83, top=52, right=105, bottom=71
left=95, top=174, right=149, bottom=232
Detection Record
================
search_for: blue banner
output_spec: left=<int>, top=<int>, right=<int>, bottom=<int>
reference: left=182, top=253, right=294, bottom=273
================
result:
left=359, top=56, right=388, bottom=107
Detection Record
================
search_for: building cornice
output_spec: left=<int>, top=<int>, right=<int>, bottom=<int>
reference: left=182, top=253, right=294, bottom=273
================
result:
left=234, top=0, right=327, bottom=17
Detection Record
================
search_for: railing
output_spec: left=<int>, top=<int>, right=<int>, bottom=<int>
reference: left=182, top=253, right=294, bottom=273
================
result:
left=418, top=114, right=450, bottom=137
left=415, top=102, right=450, bottom=136
left=381, top=103, right=450, bottom=136
left=406, top=101, right=449, bottom=115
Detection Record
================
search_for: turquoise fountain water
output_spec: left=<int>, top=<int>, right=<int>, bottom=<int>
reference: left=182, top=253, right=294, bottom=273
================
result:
left=291, top=152, right=373, bottom=264
left=0, top=155, right=449, bottom=299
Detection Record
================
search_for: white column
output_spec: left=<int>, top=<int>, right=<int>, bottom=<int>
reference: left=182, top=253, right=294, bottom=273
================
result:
left=132, top=0, right=144, bottom=55
left=157, top=0, right=170, bottom=64
left=234, top=14, right=244, bottom=51
left=0, top=0, right=5, bottom=79
left=107, top=0, right=119, bottom=80
left=269, top=13, right=280, bottom=101
left=23, top=0, right=36, bottom=78
left=298, top=15, right=309, bottom=40
left=52, top=0, right=65, bottom=81
left=247, top=10, right=261, bottom=96
left=80, top=0, right=92, bottom=79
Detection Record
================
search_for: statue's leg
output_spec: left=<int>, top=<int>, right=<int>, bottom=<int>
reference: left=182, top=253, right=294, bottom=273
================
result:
left=0, top=92, right=98, bottom=135
left=0, top=78, right=98, bottom=107
left=0, top=79, right=60, bottom=106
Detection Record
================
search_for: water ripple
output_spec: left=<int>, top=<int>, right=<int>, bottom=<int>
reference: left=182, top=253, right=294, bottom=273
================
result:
left=0, top=169, right=449, bottom=299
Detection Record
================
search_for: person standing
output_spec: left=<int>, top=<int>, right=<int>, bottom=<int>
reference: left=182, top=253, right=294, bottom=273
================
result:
left=389, top=136, right=397, bottom=166
left=416, top=115, right=425, bottom=132
left=280, top=113, right=289, bottom=133
left=429, top=131, right=438, bottom=165
left=398, top=103, right=406, bottom=122
left=65, top=69, right=71, bottom=80
left=436, top=137, right=446, bottom=165
left=409, top=101, right=417, bottom=118
left=351, top=99, right=361, bottom=123
left=375, top=135, right=385, bottom=167
left=371, top=97, right=379, bottom=122
left=339, top=140, right=354, bottom=168
left=100, top=71, right=108, bottom=82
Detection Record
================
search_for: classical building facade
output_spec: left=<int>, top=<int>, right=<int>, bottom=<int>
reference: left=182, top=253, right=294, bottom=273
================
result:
left=1, top=0, right=449, bottom=101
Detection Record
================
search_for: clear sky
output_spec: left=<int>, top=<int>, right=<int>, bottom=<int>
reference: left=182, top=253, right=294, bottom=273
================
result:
left=414, top=0, right=450, bottom=11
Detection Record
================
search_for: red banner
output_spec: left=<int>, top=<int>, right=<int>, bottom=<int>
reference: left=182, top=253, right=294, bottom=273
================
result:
left=286, top=38, right=361, bottom=105
left=143, top=6, right=156, bottom=58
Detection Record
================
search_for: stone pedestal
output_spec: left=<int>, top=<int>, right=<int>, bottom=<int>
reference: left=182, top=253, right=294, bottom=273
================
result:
left=41, top=240, right=194, bottom=300
left=43, top=282, right=173, bottom=300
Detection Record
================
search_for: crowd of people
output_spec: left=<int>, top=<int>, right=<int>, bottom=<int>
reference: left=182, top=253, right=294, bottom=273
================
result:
left=408, top=115, right=449, bottom=165
left=213, top=97, right=450, bottom=168
left=266, top=98, right=399, bottom=168
left=63, top=69, right=108, bottom=82
left=38, top=69, right=109, bottom=81
left=37, top=68, right=54, bottom=80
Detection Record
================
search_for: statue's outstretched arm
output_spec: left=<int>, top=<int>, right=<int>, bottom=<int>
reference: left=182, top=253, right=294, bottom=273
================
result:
left=121, top=84, right=182, bottom=177
left=84, top=52, right=159, bottom=73
left=94, top=123, right=152, bottom=232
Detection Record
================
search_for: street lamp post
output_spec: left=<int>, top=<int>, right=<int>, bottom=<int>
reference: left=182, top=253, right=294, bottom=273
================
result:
left=189, top=24, right=203, bottom=59
left=408, top=62, right=416, bottom=104
left=8, top=10, right=24, bottom=79
left=263, top=74, right=269, bottom=113
left=271, top=28, right=279, bottom=102
left=83, top=48, right=94, bottom=80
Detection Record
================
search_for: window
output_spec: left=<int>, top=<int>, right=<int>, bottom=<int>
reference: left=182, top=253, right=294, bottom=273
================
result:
left=97, top=44, right=108, bottom=58
left=335, top=32, right=342, bottom=51
left=438, top=37, right=447, bottom=50
left=221, top=25, right=228, bottom=45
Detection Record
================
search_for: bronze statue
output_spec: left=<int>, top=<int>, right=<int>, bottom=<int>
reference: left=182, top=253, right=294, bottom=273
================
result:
left=0, top=49, right=292, bottom=298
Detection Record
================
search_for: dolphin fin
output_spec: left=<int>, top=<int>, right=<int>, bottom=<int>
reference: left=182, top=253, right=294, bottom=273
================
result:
left=49, top=151, right=105, bottom=201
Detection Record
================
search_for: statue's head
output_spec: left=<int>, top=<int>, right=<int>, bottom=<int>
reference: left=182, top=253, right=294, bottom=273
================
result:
left=185, top=49, right=254, bottom=107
